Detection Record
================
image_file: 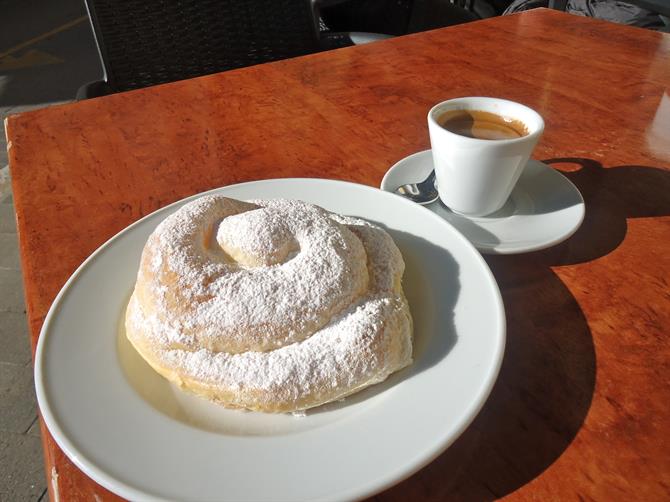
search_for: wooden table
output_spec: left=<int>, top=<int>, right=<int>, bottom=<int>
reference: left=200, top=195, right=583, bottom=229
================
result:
left=6, top=8, right=670, bottom=501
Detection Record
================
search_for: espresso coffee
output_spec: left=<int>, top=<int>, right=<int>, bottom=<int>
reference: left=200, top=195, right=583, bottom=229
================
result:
left=437, top=109, right=528, bottom=140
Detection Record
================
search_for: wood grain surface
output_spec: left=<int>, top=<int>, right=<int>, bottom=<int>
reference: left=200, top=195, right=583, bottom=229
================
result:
left=6, top=8, right=670, bottom=501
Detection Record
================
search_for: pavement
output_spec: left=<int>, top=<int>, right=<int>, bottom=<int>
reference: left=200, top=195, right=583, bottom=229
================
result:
left=0, top=0, right=101, bottom=499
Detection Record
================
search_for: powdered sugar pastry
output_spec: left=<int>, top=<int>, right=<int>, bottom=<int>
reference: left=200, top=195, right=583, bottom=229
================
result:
left=126, top=195, right=413, bottom=413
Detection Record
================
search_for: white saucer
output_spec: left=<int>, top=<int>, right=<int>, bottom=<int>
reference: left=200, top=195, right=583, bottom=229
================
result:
left=381, top=150, right=585, bottom=254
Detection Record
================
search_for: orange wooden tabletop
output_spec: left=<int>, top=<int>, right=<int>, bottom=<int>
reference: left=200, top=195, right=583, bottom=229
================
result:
left=6, top=8, right=670, bottom=501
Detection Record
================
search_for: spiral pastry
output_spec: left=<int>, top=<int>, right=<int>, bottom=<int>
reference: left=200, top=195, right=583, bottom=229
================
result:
left=125, top=195, right=413, bottom=413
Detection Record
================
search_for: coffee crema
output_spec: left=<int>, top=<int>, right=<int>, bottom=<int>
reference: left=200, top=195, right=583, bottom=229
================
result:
left=437, top=109, right=529, bottom=140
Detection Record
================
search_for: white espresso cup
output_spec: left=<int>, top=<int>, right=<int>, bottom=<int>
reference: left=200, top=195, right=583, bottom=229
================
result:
left=428, top=97, right=544, bottom=216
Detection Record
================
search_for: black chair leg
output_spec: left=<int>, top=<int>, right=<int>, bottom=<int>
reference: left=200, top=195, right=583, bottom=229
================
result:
left=76, top=80, right=114, bottom=100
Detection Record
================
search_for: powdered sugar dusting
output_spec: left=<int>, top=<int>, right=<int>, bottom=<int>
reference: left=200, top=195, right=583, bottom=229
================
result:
left=128, top=293, right=409, bottom=405
left=216, top=206, right=296, bottom=266
left=138, top=197, right=370, bottom=353
left=126, top=196, right=412, bottom=412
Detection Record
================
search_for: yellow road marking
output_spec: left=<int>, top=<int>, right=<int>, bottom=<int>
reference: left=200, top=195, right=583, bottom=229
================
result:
left=0, top=15, right=88, bottom=59
left=0, top=49, right=63, bottom=71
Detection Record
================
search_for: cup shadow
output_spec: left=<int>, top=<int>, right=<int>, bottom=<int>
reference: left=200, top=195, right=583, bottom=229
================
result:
left=532, top=158, right=670, bottom=264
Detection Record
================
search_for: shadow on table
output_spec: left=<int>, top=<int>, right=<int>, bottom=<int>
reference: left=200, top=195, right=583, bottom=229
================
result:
left=375, top=158, right=670, bottom=500
left=535, top=157, right=670, bottom=265
left=376, top=252, right=596, bottom=501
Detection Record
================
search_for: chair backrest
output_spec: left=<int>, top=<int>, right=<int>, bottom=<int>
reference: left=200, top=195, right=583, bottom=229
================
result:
left=85, top=0, right=322, bottom=92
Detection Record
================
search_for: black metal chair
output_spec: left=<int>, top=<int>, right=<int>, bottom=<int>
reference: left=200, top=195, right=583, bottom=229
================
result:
left=77, top=0, right=389, bottom=99
left=320, top=0, right=483, bottom=37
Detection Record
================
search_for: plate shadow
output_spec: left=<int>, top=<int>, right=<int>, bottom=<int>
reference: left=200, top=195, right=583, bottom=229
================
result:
left=374, top=252, right=596, bottom=501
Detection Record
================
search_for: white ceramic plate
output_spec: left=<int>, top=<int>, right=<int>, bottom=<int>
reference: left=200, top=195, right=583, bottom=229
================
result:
left=35, top=179, right=505, bottom=502
left=381, top=150, right=585, bottom=254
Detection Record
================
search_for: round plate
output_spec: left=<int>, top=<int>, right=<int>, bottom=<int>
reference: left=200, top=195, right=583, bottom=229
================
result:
left=381, top=150, right=585, bottom=254
left=35, top=179, right=505, bottom=502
